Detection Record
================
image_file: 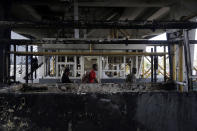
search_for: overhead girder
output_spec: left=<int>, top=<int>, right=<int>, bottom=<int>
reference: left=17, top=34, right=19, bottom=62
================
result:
left=147, top=7, right=170, bottom=20
left=1, top=20, right=197, bottom=29
left=120, top=7, right=146, bottom=20
left=9, top=51, right=167, bottom=56
left=4, top=38, right=197, bottom=45
left=11, top=4, right=42, bottom=21
left=11, top=0, right=172, bottom=7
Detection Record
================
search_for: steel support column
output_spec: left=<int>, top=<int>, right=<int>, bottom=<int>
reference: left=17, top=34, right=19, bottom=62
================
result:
left=25, top=45, right=28, bottom=84
left=183, top=30, right=193, bottom=90
left=167, top=32, right=174, bottom=81
left=178, top=43, right=183, bottom=91
left=0, top=34, right=10, bottom=84
left=168, top=44, right=173, bottom=81
left=151, top=48, right=154, bottom=83
left=164, top=46, right=167, bottom=82
left=0, top=2, right=11, bottom=84
left=142, top=58, right=145, bottom=78
left=172, top=44, right=176, bottom=81
left=7, top=44, right=10, bottom=83
left=30, top=46, right=33, bottom=83
left=154, top=46, right=158, bottom=82
left=74, top=0, right=79, bottom=39
left=14, top=44, right=16, bottom=82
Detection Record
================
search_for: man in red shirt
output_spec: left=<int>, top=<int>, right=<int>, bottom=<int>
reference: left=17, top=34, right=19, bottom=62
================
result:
left=89, top=64, right=98, bottom=83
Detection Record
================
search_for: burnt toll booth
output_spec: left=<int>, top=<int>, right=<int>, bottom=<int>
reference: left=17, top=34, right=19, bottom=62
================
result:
left=0, top=0, right=197, bottom=130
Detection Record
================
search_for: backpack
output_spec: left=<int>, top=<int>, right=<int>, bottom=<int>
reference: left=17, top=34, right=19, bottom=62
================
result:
left=82, top=72, right=90, bottom=83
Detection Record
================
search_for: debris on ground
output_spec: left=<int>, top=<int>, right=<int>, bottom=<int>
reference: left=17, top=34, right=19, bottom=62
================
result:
left=2, top=82, right=177, bottom=94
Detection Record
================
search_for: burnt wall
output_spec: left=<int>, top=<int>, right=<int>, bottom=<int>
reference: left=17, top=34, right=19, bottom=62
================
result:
left=0, top=92, right=197, bottom=131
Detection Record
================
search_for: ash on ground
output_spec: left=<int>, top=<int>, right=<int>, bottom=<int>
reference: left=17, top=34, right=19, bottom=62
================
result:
left=1, top=82, right=177, bottom=94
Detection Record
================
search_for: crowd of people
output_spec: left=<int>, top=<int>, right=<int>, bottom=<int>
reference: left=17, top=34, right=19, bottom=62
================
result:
left=62, top=64, right=136, bottom=84
left=62, top=64, right=99, bottom=83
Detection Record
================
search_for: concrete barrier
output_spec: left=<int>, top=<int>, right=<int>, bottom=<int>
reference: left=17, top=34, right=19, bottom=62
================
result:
left=0, top=91, right=196, bottom=131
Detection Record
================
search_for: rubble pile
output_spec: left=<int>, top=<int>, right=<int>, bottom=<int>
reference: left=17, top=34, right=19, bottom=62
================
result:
left=1, top=82, right=177, bottom=94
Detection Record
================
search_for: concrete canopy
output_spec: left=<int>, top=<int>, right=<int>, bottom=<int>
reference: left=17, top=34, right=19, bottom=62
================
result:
left=2, top=0, right=197, bottom=39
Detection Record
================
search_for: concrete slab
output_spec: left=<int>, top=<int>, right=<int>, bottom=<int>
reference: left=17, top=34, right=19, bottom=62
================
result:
left=0, top=85, right=196, bottom=131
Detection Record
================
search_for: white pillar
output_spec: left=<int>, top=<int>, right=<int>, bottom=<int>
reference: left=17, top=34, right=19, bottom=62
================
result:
left=188, top=29, right=196, bottom=69
left=136, top=55, right=139, bottom=78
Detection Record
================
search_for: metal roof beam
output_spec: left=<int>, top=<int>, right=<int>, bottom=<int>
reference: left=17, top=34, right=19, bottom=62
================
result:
left=1, top=20, right=197, bottom=29
left=5, top=39, right=197, bottom=45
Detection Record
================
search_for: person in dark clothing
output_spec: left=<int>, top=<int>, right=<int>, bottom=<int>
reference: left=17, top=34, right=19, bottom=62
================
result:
left=30, top=57, right=39, bottom=79
left=62, top=68, right=72, bottom=83
left=126, top=67, right=137, bottom=83
left=33, top=57, right=38, bottom=79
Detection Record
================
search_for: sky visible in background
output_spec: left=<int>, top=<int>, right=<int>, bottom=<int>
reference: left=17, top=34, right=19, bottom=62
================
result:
left=146, top=31, right=197, bottom=66
left=11, top=31, right=29, bottom=40
left=11, top=31, right=38, bottom=52
left=146, top=33, right=167, bottom=52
